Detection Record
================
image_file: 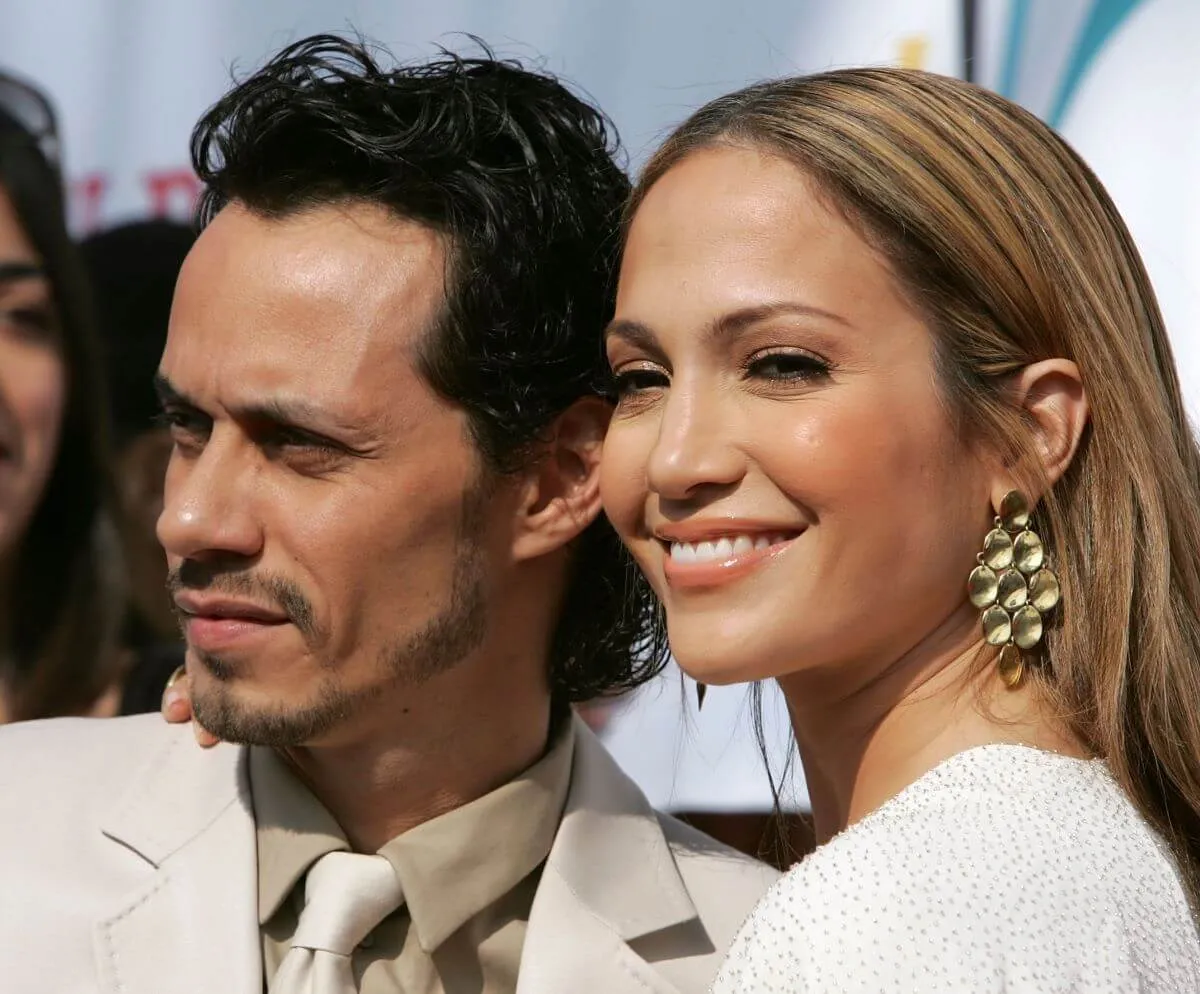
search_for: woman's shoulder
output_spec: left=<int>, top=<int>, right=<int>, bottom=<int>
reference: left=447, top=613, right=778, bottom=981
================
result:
left=713, top=745, right=1200, bottom=993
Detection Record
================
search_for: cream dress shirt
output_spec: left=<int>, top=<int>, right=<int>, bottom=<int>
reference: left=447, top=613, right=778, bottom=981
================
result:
left=250, top=728, right=574, bottom=994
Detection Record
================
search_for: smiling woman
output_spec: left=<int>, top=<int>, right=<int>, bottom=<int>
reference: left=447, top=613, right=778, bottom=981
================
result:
left=602, top=67, right=1200, bottom=989
left=0, top=73, right=123, bottom=722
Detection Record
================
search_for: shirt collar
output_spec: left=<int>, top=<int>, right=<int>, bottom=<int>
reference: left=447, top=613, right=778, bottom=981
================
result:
left=382, top=724, right=575, bottom=952
left=250, top=745, right=349, bottom=925
left=249, top=722, right=575, bottom=946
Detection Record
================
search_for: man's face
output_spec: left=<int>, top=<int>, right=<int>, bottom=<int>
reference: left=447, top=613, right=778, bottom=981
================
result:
left=158, top=202, right=494, bottom=746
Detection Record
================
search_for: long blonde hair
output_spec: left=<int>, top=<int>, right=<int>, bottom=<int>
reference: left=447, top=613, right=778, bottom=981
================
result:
left=631, top=68, right=1200, bottom=903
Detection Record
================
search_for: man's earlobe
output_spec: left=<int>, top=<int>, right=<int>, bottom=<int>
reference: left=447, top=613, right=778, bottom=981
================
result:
left=511, top=398, right=610, bottom=562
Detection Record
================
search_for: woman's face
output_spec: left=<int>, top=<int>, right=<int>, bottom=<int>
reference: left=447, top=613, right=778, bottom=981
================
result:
left=0, top=184, right=65, bottom=564
left=601, top=145, right=995, bottom=687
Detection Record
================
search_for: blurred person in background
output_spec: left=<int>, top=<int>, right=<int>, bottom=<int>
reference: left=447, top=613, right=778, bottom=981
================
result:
left=0, top=71, right=124, bottom=722
left=81, top=220, right=195, bottom=713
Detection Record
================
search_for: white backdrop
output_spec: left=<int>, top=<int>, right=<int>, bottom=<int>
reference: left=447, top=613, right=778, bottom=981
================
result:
left=2, top=1, right=1195, bottom=812
left=975, top=0, right=1200, bottom=419
left=0, top=0, right=960, bottom=230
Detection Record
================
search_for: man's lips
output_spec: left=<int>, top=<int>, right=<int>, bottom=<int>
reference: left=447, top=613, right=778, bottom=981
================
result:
left=174, top=595, right=289, bottom=652
left=173, top=594, right=288, bottom=624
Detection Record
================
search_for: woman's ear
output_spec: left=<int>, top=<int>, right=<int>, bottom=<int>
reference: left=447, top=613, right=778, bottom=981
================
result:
left=991, top=358, right=1089, bottom=505
left=511, top=397, right=611, bottom=562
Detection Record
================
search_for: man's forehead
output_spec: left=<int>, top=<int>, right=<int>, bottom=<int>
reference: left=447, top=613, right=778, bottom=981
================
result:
left=166, top=201, right=447, bottom=402
left=204, top=198, right=439, bottom=246
left=180, top=200, right=447, bottom=324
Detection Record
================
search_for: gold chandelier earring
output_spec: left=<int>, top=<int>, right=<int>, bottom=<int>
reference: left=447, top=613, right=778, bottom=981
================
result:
left=967, top=490, right=1060, bottom=688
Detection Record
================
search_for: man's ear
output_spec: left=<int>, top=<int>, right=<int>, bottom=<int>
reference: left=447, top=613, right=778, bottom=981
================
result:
left=511, top=397, right=611, bottom=562
left=990, top=358, right=1089, bottom=506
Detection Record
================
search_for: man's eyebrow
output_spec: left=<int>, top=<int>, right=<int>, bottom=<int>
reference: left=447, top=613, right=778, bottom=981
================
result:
left=153, top=373, right=190, bottom=408
left=153, top=373, right=363, bottom=433
left=233, top=396, right=351, bottom=431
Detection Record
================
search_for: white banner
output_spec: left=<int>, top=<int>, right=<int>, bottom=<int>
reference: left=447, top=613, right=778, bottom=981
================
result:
left=975, top=0, right=1200, bottom=417
left=0, top=0, right=959, bottom=233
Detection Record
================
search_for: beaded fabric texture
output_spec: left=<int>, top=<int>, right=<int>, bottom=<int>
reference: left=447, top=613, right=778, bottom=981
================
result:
left=712, top=745, right=1200, bottom=993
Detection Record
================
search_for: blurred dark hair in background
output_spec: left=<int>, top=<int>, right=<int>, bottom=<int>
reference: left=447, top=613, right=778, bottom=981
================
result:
left=81, top=220, right=195, bottom=714
left=81, top=221, right=194, bottom=448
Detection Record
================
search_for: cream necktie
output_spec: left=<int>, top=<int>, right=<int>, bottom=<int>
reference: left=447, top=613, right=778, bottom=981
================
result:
left=269, top=851, right=405, bottom=994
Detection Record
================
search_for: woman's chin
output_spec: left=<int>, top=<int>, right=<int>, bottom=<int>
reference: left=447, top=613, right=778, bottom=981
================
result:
left=670, top=641, right=787, bottom=688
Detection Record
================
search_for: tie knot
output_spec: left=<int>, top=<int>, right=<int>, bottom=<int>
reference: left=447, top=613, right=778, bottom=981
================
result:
left=292, top=852, right=405, bottom=956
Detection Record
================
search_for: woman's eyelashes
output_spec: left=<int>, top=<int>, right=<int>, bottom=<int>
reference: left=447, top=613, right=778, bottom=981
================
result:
left=612, top=365, right=669, bottom=398
left=610, top=347, right=832, bottom=402
left=744, top=348, right=832, bottom=383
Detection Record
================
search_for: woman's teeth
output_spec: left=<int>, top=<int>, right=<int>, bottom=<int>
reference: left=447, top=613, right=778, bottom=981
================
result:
left=668, top=534, right=790, bottom=563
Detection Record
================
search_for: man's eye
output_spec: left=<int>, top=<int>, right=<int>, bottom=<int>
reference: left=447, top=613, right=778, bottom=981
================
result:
left=262, top=430, right=348, bottom=472
left=154, top=410, right=210, bottom=450
left=267, top=429, right=337, bottom=453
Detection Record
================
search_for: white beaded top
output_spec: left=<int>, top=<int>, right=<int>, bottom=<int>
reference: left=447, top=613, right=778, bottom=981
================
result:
left=713, top=745, right=1200, bottom=992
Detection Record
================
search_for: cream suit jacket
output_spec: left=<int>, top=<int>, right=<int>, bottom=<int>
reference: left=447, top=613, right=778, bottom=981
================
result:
left=0, top=713, right=778, bottom=994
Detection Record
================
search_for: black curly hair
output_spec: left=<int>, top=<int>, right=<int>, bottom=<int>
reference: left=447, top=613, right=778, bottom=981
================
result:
left=189, top=34, right=667, bottom=703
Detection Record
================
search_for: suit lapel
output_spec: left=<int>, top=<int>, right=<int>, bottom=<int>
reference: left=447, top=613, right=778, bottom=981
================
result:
left=519, top=718, right=699, bottom=994
left=518, top=866, right=685, bottom=994
left=87, top=718, right=705, bottom=994
left=93, top=728, right=261, bottom=994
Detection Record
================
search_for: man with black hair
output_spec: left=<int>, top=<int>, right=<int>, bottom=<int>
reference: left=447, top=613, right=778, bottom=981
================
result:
left=0, top=35, right=775, bottom=994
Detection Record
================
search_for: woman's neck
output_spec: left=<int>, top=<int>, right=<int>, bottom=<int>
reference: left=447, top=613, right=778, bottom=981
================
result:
left=779, top=605, right=1085, bottom=845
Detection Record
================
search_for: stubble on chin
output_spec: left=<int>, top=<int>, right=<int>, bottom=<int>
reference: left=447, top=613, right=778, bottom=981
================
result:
left=189, top=652, right=367, bottom=747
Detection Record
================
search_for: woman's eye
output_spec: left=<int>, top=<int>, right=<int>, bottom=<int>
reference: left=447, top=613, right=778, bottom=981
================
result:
left=613, top=368, right=669, bottom=396
left=746, top=351, right=830, bottom=382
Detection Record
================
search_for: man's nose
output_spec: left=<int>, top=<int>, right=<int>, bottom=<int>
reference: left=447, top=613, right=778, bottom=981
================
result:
left=156, top=433, right=264, bottom=564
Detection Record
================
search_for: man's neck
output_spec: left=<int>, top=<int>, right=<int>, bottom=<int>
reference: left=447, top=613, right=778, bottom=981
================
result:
left=278, top=659, right=555, bottom=852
